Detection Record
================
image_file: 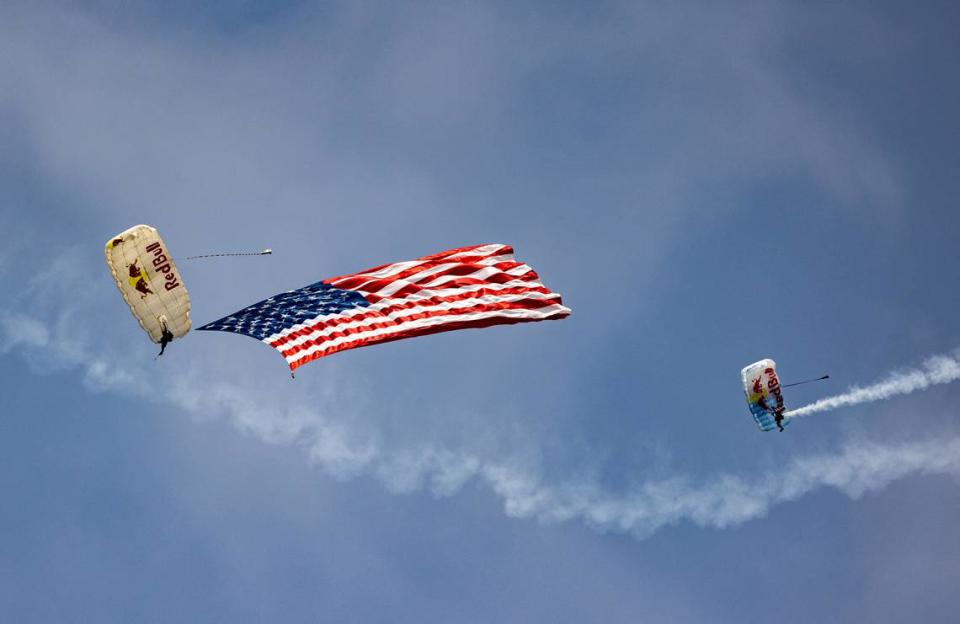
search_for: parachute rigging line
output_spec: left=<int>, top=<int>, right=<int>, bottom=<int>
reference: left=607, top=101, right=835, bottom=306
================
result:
left=185, top=249, right=273, bottom=260
left=781, top=375, right=830, bottom=388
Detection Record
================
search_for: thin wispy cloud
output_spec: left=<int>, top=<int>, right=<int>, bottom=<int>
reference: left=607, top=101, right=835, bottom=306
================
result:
left=0, top=1, right=901, bottom=220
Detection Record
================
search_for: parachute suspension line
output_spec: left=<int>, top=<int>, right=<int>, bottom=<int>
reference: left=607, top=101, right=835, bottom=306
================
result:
left=185, top=249, right=273, bottom=260
left=782, top=375, right=830, bottom=388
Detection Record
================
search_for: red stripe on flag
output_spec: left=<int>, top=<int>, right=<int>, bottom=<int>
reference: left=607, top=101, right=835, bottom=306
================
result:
left=363, top=271, right=541, bottom=304
left=288, top=307, right=567, bottom=371
left=268, top=285, right=558, bottom=349
left=278, top=296, right=564, bottom=359
left=336, top=260, right=529, bottom=296
left=325, top=244, right=511, bottom=285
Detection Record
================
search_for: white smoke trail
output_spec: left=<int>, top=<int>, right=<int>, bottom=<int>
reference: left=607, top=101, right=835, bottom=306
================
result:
left=2, top=250, right=959, bottom=537
left=787, top=353, right=960, bottom=418
left=489, top=435, right=960, bottom=537
left=3, top=301, right=960, bottom=538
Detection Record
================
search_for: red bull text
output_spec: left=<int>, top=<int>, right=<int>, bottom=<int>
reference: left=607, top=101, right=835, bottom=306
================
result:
left=145, top=242, right=182, bottom=292
left=765, top=367, right=785, bottom=415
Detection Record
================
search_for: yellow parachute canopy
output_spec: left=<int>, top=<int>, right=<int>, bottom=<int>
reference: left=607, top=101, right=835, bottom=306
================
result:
left=104, top=225, right=191, bottom=344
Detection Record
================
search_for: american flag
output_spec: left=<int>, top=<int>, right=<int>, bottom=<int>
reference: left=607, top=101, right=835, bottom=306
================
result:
left=198, top=244, right=571, bottom=371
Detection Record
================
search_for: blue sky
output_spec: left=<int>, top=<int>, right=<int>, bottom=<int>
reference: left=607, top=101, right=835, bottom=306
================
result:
left=2, top=0, right=959, bottom=621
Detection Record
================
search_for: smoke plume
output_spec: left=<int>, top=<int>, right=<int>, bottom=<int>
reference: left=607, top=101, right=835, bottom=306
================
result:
left=788, top=353, right=960, bottom=418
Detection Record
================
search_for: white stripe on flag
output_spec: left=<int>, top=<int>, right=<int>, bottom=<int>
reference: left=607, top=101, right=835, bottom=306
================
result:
left=284, top=303, right=571, bottom=363
left=266, top=279, right=552, bottom=343
left=277, top=290, right=564, bottom=353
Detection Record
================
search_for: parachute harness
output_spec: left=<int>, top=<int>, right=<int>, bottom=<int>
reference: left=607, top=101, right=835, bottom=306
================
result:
left=156, top=318, right=174, bottom=358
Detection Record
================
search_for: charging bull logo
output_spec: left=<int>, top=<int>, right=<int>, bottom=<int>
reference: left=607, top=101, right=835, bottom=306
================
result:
left=749, top=376, right=766, bottom=408
left=127, top=260, right=154, bottom=297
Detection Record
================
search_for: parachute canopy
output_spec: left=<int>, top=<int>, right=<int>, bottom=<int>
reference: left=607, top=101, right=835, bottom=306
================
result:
left=104, top=225, right=191, bottom=344
left=741, top=358, right=788, bottom=432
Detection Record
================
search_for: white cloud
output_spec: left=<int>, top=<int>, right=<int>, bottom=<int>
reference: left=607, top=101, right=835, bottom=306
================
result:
left=0, top=0, right=901, bottom=224
left=0, top=313, right=49, bottom=353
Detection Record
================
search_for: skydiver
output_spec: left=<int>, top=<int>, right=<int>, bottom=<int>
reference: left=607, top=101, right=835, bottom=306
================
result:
left=757, top=396, right=785, bottom=431
left=157, top=326, right=174, bottom=357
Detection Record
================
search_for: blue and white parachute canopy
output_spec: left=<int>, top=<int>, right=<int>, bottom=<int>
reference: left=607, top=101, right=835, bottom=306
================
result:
left=741, top=359, right=788, bottom=432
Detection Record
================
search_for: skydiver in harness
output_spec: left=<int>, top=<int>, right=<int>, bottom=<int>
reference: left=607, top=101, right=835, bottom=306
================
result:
left=157, top=324, right=174, bottom=358
left=758, top=397, right=785, bottom=432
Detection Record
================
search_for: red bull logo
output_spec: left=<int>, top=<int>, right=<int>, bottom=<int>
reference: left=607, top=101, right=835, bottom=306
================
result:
left=748, top=370, right=785, bottom=415
left=765, top=367, right=785, bottom=414
left=127, top=260, right=153, bottom=297
left=748, top=376, right=765, bottom=406
left=145, top=241, right=182, bottom=292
